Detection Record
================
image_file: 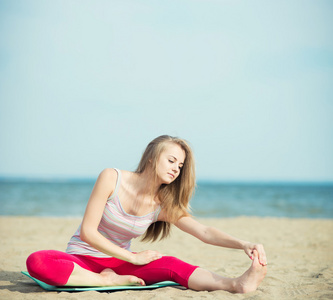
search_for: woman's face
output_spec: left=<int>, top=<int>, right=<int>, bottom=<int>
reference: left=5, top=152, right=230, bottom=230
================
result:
left=156, top=143, right=186, bottom=184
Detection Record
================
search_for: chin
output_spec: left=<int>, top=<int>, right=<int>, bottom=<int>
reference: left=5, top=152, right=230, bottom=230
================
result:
left=168, top=177, right=177, bottom=184
left=162, top=178, right=174, bottom=185
left=158, top=174, right=177, bottom=185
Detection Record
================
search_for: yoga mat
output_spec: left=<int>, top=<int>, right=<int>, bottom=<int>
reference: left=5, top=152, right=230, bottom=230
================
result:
left=21, top=271, right=179, bottom=291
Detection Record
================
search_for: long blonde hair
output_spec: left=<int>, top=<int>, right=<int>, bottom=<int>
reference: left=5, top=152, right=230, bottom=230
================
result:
left=136, top=135, right=196, bottom=242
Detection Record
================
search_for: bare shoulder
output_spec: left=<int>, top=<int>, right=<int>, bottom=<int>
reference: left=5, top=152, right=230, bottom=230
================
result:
left=120, top=169, right=135, bottom=179
left=95, top=168, right=119, bottom=196
left=99, top=168, right=136, bottom=192
left=99, top=168, right=118, bottom=181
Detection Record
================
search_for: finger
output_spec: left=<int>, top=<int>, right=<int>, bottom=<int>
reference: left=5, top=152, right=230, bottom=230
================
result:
left=247, top=250, right=254, bottom=260
left=154, top=251, right=163, bottom=258
left=255, top=245, right=267, bottom=266
left=147, top=252, right=163, bottom=263
left=145, top=250, right=162, bottom=258
left=243, top=245, right=252, bottom=258
left=252, top=249, right=259, bottom=258
left=245, top=248, right=254, bottom=260
left=149, top=250, right=162, bottom=257
left=153, top=253, right=163, bottom=260
left=260, top=251, right=267, bottom=265
left=259, top=251, right=267, bottom=265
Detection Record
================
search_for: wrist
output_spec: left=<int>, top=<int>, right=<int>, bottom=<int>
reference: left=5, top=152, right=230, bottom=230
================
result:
left=240, top=240, right=250, bottom=249
left=128, top=252, right=136, bottom=264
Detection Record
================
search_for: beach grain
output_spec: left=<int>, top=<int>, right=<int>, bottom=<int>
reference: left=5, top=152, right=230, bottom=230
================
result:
left=0, top=216, right=332, bottom=299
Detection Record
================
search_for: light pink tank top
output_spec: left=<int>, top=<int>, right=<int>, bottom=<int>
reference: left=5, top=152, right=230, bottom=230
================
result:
left=66, top=169, right=161, bottom=257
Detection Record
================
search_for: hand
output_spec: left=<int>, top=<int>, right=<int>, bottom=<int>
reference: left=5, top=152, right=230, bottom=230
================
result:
left=243, top=242, right=267, bottom=266
left=130, top=250, right=163, bottom=265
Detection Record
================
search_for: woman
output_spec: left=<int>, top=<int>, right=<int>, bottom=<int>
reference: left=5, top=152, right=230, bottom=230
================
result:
left=26, top=135, right=267, bottom=293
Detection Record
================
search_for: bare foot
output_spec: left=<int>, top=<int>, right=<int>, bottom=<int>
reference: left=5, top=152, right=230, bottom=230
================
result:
left=100, top=268, right=145, bottom=286
left=234, top=252, right=267, bottom=293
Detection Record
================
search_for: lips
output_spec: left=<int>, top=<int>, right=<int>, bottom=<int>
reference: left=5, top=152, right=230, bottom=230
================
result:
left=168, top=173, right=175, bottom=179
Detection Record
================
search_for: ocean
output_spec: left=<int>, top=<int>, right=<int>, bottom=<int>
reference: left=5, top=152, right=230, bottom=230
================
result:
left=0, top=180, right=332, bottom=219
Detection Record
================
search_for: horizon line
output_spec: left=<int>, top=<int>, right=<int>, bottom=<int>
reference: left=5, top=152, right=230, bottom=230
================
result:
left=0, top=176, right=332, bottom=185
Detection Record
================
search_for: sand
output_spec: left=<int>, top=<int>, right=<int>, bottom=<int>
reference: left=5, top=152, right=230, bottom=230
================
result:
left=0, top=216, right=332, bottom=299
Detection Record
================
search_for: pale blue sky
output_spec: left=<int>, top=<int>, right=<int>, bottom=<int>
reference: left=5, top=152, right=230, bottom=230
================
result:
left=1, top=0, right=332, bottom=182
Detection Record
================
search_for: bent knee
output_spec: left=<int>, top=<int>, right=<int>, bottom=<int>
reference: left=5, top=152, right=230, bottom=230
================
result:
left=26, top=251, right=48, bottom=276
left=26, top=250, right=72, bottom=286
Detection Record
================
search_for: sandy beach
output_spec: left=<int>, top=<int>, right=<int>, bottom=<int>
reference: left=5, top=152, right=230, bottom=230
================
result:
left=0, top=216, right=332, bottom=299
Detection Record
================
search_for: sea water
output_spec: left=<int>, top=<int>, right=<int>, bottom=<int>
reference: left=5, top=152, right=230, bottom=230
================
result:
left=0, top=180, right=332, bottom=218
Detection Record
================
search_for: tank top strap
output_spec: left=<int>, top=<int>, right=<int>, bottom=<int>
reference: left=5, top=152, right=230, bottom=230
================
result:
left=153, top=205, right=162, bottom=222
left=109, top=168, right=121, bottom=199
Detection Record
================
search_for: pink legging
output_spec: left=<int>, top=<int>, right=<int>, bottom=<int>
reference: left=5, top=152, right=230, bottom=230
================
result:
left=26, top=250, right=198, bottom=288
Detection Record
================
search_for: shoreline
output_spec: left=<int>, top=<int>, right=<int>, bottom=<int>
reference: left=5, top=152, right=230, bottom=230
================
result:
left=1, top=216, right=332, bottom=299
left=1, top=214, right=333, bottom=220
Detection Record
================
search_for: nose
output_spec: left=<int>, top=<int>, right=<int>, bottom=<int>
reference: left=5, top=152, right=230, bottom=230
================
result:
left=172, top=163, right=179, bottom=173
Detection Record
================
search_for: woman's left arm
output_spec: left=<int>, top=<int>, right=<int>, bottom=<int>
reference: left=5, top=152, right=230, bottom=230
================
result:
left=175, top=216, right=267, bottom=266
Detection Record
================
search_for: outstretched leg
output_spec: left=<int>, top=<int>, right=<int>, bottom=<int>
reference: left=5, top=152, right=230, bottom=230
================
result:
left=188, top=251, right=267, bottom=293
left=65, top=263, right=145, bottom=287
left=26, top=250, right=145, bottom=287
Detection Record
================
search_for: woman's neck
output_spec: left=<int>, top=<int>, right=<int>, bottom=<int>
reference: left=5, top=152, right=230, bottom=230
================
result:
left=134, top=168, right=161, bottom=197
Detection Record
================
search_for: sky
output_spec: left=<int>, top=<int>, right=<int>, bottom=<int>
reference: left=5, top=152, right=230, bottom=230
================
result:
left=0, top=0, right=332, bottom=182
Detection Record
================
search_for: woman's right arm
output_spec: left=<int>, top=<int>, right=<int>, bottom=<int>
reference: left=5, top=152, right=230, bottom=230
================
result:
left=80, top=168, right=161, bottom=265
